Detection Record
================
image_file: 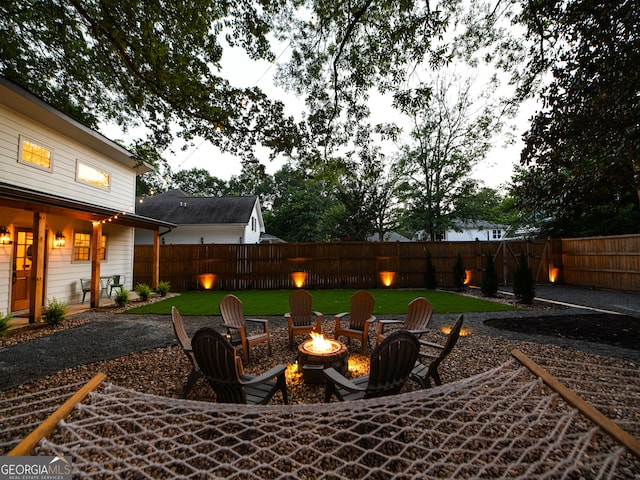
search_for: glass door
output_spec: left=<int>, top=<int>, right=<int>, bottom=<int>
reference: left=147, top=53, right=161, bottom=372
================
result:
left=11, top=229, right=32, bottom=312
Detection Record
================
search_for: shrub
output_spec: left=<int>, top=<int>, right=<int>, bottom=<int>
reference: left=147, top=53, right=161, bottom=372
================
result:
left=513, top=251, right=536, bottom=304
left=115, top=288, right=131, bottom=307
left=0, top=311, right=12, bottom=337
left=156, top=280, right=171, bottom=297
left=424, top=250, right=437, bottom=289
left=453, top=251, right=466, bottom=291
left=44, top=297, right=68, bottom=326
left=135, top=283, right=153, bottom=301
left=481, top=252, right=499, bottom=297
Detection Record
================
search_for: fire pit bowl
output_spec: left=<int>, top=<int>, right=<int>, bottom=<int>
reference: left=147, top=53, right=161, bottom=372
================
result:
left=297, top=335, right=349, bottom=384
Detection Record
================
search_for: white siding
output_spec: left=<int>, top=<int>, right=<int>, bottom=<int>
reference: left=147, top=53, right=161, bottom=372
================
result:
left=136, top=225, right=247, bottom=245
left=0, top=104, right=137, bottom=213
left=0, top=99, right=140, bottom=313
left=0, top=206, right=134, bottom=312
left=444, top=228, right=504, bottom=241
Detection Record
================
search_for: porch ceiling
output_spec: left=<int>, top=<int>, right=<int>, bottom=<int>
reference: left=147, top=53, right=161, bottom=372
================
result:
left=0, top=182, right=175, bottom=231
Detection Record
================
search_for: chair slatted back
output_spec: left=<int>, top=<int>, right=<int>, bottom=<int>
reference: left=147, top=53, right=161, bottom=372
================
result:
left=348, top=290, right=375, bottom=331
left=219, top=294, right=245, bottom=345
left=192, top=327, right=246, bottom=404
left=431, top=315, right=464, bottom=369
left=404, top=297, right=433, bottom=331
left=366, top=331, right=419, bottom=399
left=289, top=290, right=314, bottom=326
left=171, top=306, right=191, bottom=350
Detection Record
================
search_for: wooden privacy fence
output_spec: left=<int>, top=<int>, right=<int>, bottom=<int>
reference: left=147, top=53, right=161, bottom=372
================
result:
left=551, top=234, right=640, bottom=292
left=134, top=240, right=552, bottom=292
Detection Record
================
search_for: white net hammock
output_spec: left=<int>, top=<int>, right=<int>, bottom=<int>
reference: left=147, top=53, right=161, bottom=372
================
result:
left=3, top=352, right=640, bottom=479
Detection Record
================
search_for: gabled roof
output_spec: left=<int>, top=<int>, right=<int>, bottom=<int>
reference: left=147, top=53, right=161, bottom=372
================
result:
left=136, top=189, right=260, bottom=225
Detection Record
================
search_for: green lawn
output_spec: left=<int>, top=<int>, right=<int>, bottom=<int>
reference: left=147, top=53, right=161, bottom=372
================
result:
left=128, top=289, right=517, bottom=316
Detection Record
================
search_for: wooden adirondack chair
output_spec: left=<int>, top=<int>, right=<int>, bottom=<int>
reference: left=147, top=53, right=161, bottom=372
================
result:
left=285, top=290, right=323, bottom=348
left=377, top=297, right=433, bottom=344
left=323, top=330, right=420, bottom=402
left=410, top=314, right=465, bottom=388
left=219, top=294, right=271, bottom=364
left=171, top=306, right=203, bottom=397
left=334, top=290, right=376, bottom=354
left=192, top=327, right=288, bottom=405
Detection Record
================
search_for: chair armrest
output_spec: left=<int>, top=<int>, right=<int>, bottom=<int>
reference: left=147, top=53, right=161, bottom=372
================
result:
left=418, top=339, right=444, bottom=350
left=335, top=312, right=348, bottom=320
left=242, top=364, right=287, bottom=387
left=284, top=313, right=292, bottom=319
left=314, top=311, right=323, bottom=318
left=410, top=329, right=431, bottom=336
left=323, top=367, right=365, bottom=394
left=365, top=315, right=376, bottom=324
left=379, top=319, right=403, bottom=326
left=246, top=318, right=268, bottom=325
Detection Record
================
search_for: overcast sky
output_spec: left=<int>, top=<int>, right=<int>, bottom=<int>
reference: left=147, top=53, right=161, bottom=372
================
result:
left=102, top=42, right=537, bottom=191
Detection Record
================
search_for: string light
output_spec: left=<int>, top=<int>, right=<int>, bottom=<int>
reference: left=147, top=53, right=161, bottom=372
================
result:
left=92, top=210, right=130, bottom=226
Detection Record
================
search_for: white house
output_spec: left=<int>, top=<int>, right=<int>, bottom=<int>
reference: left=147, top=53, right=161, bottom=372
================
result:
left=443, top=221, right=509, bottom=241
left=0, top=77, right=173, bottom=320
left=414, top=221, right=509, bottom=242
left=135, top=189, right=265, bottom=245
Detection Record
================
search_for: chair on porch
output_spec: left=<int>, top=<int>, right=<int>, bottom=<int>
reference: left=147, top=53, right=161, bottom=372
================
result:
left=80, top=278, right=91, bottom=303
left=219, top=294, right=272, bottom=364
left=285, top=289, right=323, bottom=348
left=171, top=306, right=203, bottom=397
left=334, top=290, right=376, bottom=355
left=192, top=327, right=288, bottom=405
left=323, top=330, right=420, bottom=402
left=377, top=297, right=433, bottom=345
left=109, top=274, right=125, bottom=297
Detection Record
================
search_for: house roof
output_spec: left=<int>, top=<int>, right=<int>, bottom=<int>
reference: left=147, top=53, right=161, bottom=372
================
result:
left=136, top=189, right=260, bottom=225
left=0, top=76, right=151, bottom=173
left=0, top=181, right=175, bottom=230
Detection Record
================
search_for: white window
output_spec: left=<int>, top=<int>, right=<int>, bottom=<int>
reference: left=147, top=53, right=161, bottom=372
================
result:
left=492, top=229, right=502, bottom=240
left=73, top=232, right=107, bottom=262
left=76, top=160, right=111, bottom=189
left=18, top=135, right=53, bottom=171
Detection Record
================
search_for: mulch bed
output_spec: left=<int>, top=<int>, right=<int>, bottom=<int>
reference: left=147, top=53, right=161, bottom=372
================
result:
left=484, top=314, right=640, bottom=351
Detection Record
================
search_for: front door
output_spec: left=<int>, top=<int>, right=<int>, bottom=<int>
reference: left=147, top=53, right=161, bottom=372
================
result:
left=11, top=229, right=33, bottom=312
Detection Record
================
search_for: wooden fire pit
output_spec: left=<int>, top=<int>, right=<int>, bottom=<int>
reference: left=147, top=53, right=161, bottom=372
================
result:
left=297, top=337, right=349, bottom=384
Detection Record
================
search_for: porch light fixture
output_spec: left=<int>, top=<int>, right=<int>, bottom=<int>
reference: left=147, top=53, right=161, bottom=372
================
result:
left=0, top=225, right=12, bottom=245
left=54, top=231, right=66, bottom=248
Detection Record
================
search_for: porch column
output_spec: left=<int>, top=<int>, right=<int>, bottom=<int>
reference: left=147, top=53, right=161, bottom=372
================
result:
left=28, top=211, right=46, bottom=323
left=90, top=222, right=102, bottom=308
left=152, top=230, right=160, bottom=289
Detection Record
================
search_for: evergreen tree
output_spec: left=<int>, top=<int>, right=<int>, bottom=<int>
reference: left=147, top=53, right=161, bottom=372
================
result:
left=513, top=251, right=536, bottom=304
left=481, top=252, right=498, bottom=297
left=424, top=250, right=437, bottom=290
left=453, top=252, right=466, bottom=291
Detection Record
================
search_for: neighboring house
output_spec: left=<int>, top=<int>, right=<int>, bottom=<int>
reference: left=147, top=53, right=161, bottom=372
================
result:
left=367, top=232, right=411, bottom=242
left=135, top=189, right=265, bottom=245
left=413, top=221, right=509, bottom=242
left=443, top=221, right=509, bottom=241
left=0, top=77, right=173, bottom=320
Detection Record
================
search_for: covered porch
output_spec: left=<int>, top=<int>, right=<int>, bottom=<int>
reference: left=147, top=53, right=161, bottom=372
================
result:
left=0, top=182, right=174, bottom=323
